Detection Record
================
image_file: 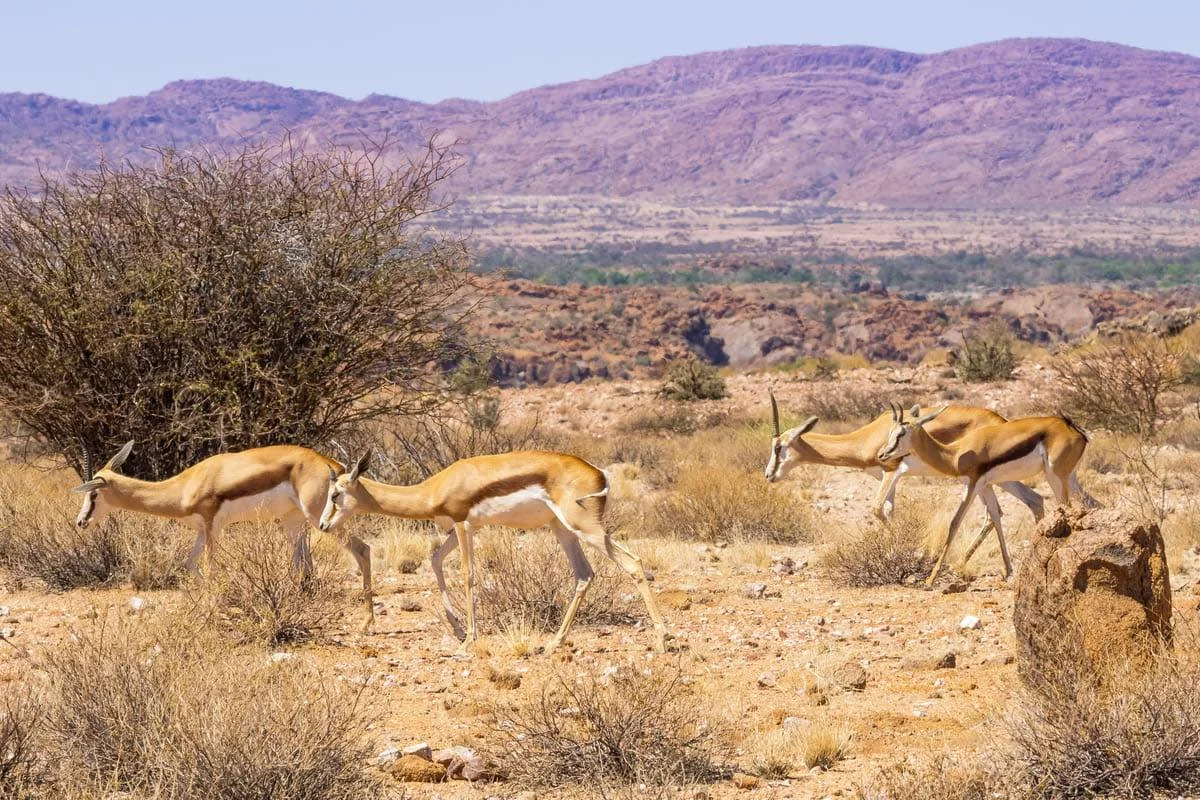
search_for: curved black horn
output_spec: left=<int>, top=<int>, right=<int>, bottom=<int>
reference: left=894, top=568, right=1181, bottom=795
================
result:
left=769, top=390, right=781, bottom=437
left=79, top=437, right=94, bottom=481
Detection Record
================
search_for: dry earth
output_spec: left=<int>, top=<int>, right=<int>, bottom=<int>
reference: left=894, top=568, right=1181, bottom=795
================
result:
left=3, top=367, right=1198, bottom=798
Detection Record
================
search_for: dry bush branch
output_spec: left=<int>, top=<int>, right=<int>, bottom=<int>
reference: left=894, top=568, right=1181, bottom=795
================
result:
left=0, top=690, right=46, bottom=799
left=1056, top=334, right=1182, bottom=436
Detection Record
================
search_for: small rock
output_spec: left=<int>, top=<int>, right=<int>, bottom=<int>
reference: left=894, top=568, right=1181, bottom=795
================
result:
left=941, top=582, right=969, bottom=595
left=432, top=746, right=496, bottom=781
left=959, top=615, right=983, bottom=630
left=658, top=590, right=692, bottom=610
left=269, top=652, right=298, bottom=664
left=732, top=772, right=761, bottom=789
left=376, top=746, right=401, bottom=767
left=808, top=765, right=826, bottom=776
left=771, top=556, right=803, bottom=576
left=389, top=754, right=447, bottom=782
left=402, top=742, right=433, bottom=760
left=934, top=652, right=957, bottom=669
left=400, top=599, right=423, bottom=613
left=128, top=597, right=147, bottom=613
left=0, top=606, right=10, bottom=618
left=742, top=583, right=768, bottom=599
left=832, top=661, right=868, bottom=691
left=0, top=627, right=14, bottom=640
left=756, top=671, right=778, bottom=688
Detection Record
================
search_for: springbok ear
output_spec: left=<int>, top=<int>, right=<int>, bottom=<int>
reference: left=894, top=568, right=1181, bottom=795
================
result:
left=786, top=416, right=819, bottom=444
left=348, top=450, right=371, bottom=482
left=908, top=404, right=921, bottom=418
left=327, top=465, right=338, bottom=482
left=102, top=440, right=134, bottom=472
left=70, top=477, right=107, bottom=493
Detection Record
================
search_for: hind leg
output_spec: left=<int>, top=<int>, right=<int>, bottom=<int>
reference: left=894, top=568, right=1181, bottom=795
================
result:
left=978, top=484, right=1012, bottom=579
left=544, top=522, right=595, bottom=653
left=569, top=515, right=667, bottom=653
left=430, top=527, right=465, bottom=640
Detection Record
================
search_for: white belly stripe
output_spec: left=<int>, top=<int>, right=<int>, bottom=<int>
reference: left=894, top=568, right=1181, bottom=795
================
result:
left=467, top=486, right=558, bottom=529
left=213, top=482, right=300, bottom=526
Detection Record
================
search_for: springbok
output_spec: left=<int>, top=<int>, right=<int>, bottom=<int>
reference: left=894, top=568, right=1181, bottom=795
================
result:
left=877, top=405, right=1091, bottom=585
left=763, top=391, right=1046, bottom=537
left=71, top=441, right=376, bottom=627
left=318, top=450, right=667, bottom=654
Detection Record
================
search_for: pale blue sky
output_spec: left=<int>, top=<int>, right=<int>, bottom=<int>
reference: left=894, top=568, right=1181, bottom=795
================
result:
left=2, top=0, right=1197, bottom=104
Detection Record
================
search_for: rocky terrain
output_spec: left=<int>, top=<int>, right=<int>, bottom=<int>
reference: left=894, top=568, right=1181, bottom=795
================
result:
left=5, top=39, right=1200, bottom=206
left=478, top=279, right=1200, bottom=384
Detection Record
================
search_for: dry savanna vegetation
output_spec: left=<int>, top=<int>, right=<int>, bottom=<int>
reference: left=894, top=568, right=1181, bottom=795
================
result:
left=3, top=143, right=1200, bottom=799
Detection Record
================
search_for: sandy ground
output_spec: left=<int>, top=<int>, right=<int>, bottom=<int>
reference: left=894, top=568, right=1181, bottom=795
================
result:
left=1, top=368, right=1196, bottom=799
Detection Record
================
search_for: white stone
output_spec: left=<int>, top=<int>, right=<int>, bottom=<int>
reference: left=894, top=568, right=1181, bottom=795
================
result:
left=128, top=596, right=146, bottom=613
left=959, top=615, right=983, bottom=630
left=269, top=651, right=298, bottom=664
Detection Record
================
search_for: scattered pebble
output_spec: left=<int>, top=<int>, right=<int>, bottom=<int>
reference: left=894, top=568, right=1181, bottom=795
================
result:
left=959, top=615, right=983, bottom=630
left=742, top=582, right=768, bottom=599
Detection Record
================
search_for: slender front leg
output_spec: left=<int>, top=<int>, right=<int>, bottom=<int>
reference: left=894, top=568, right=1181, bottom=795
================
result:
left=430, top=529, right=465, bottom=639
left=454, top=522, right=477, bottom=651
left=927, top=481, right=978, bottom=587
left=961, top=518, right=995, bottom=566
left=343, top=534, right=374, bottom=633
left=978, top=484, right=1012, bottom=579
left=872, top=465, right=906, bottom=521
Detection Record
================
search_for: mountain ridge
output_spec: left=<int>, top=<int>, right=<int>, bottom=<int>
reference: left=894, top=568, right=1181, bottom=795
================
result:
left=3, top=38, right=1200, bottom=207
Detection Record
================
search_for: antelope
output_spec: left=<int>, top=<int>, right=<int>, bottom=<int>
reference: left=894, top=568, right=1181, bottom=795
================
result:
left=763, top=391, right=1046, bottom=544
left=70, top=441, right=376, bottom=627
left=877, top=404, right=1091, bottom=585
left=318, top=450, right=667, bottom=654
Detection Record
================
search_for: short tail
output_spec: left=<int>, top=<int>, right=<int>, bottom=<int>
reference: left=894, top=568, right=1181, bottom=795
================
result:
left=576, top=469, right=610, bottom=508
left=1059, top=413, right=1090, bottom=443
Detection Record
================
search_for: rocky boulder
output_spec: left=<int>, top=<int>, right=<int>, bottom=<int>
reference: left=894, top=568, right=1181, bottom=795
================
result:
left=1014, top=506, right=1172, bottom=688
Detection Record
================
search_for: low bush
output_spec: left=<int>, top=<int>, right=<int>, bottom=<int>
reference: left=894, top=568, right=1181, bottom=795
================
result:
left=189, top=526, right=348, bottom=645
left=492, top=665, right=722, bottom=790
left=955, top=323, right=1018, bottom=382
left=801, top=384, right=898, bottom=425
left=647, top=462, right=815, bottom=543
left=446, top=530, right=638, bottom=634
left=43, top=616, right=377, bottom=800
left=659, top=357, right=726, bottom=402
left=820, top=509, right=932, bottom=587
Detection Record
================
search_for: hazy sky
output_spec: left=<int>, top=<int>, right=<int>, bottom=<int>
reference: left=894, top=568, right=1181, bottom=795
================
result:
left=3, top=0, right=1198, bottom=104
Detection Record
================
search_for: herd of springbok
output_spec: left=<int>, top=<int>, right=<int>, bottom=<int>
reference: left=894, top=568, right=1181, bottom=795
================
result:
left=68, top=391, right=1094, bottom=653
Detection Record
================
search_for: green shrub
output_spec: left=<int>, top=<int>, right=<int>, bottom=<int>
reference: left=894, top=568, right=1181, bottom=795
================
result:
left=956, top=324, right=1017, bottom=382
left=659, top=357, right=726, bottom=401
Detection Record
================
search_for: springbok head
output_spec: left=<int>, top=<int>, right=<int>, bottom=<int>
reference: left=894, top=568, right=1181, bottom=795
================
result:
left=70, top=439, right=134, bottom=529
left=319, top=450, right=372, bottom=532
left=877, top=403, right=946, bottom=462
left=764, top=390, right=818, bottom=483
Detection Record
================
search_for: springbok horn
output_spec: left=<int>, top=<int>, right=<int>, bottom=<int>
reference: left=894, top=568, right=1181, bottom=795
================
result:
left=889, top=401, right=900, bottom=422
left=916, top=405, right=949, bottom=426
left=769, top=390, right=781, bottom=438
left=79, top=437, right=94, bottom=481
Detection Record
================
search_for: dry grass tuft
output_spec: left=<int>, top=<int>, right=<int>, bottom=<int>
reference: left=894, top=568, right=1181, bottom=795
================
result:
left=861, top=755, right=996, bottom=800
left=746, top=726, right=806, bottom=779
left=492, top=665, right=723, bottom=791
left=188, top=525, right=347, bottom=645
left=800, top=384, right=899, bottom=425
left=820, top=508, right=932, bottom=587
left=447, top=530, right=638, bottom=634
left=372, top=520, right=435, bottom=574
left=800, top=720, right=852, bottom=770
left=42, top=614, right=377, bottom=800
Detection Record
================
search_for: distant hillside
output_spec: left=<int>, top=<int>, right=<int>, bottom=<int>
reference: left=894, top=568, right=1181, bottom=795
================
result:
left=3, top=38, right=1200, bottom=207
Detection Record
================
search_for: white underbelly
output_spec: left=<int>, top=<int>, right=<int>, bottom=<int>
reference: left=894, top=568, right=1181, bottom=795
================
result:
left=214, top=483, right=299, bottom=526
left=467, top=486, right=558, bottom=529
left=981, top=446, right=1045, bottom=485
